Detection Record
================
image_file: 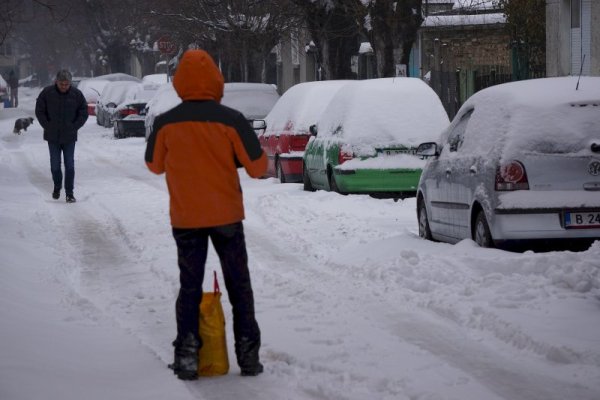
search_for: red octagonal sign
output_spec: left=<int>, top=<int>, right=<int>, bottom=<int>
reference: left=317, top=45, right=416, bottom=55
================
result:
left=157, top=36, right=176, bottom=55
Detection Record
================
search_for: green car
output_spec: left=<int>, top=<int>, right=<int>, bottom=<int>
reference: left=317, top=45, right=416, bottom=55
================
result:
left=303, top=78, right=449, bottom=199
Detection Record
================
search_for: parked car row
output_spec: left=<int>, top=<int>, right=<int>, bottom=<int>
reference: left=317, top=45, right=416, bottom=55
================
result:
left=79, top=73, right=164, bottom=138
left=141, top=75, right=600, bottom=251
left=77, top=73, right=142, bottom=116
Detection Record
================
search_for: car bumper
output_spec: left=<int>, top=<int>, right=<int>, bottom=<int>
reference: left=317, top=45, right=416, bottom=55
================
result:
left=117, top=120, right=146, bottom=137
left=334, top=168, right=421, bottom=196
left=491, top=211, right=600, bottom=240
left=493, top=191, right=600, bottom=240
left=279, top=154, right=304, bottom=182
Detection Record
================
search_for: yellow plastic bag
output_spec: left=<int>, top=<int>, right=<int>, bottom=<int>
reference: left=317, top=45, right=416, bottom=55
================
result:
left=198, top=271, right=229, bottom=376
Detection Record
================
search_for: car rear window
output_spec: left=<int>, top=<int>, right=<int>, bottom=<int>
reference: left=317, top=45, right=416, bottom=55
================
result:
left=504, top=104, right=600, bottom=156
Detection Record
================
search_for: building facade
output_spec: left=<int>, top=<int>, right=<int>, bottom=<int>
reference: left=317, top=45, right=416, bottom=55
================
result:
left=546, top=0, right=599, bottom=76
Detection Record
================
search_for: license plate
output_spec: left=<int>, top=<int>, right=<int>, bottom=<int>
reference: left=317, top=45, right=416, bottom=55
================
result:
left=564, top=211, right=600, bottom=229
left=380, top=149, right=415, bottom=156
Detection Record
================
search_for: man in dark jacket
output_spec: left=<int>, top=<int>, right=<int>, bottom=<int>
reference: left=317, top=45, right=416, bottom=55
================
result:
left=146, top=50, right=267, bottom=380
left=8, top=70, right=18, bottom=107
left=35, top=70, right=88, bottom=203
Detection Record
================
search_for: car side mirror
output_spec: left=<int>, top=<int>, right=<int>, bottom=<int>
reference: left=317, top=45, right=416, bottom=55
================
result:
left=252, top=119, right=266, bottom=131
left=309, top=124, right=318, bottom=136
left=416, top=142, right=439, bottom=158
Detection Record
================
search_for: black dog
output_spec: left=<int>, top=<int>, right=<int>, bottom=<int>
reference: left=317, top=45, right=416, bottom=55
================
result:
left=13, top=117, right=34, bottom=134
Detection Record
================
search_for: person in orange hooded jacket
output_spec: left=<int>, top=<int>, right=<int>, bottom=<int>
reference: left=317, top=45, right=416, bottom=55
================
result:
left=145, top=49, right=268, bottom=380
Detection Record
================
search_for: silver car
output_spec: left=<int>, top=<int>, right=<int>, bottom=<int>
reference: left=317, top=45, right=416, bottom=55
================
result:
left=416, top=77, right=600, bottom=249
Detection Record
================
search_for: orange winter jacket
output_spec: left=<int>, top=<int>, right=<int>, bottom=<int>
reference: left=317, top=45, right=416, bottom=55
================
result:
left=145, top=50, right=267, bottom=228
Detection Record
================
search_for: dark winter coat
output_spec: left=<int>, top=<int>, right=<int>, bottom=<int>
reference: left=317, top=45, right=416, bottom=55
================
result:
left=8, top=72, right=18, bottom=89
left=35, top=84, right=88, bottom=144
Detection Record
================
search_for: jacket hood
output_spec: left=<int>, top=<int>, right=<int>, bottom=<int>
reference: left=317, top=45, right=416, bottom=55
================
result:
left=173, top=50, right=224, bottom=102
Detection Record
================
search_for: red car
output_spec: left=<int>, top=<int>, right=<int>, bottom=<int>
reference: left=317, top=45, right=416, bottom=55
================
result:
left=259, top=80, right=351, bottom=183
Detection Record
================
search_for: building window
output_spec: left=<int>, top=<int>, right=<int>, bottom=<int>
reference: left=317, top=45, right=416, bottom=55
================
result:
left=571, top=0, right=580, bottom=28
left=0, top=43, right=12, bottom=56
left=570, top=0, right=591, bottom=75
left=291, top=30, right=300, bottom=67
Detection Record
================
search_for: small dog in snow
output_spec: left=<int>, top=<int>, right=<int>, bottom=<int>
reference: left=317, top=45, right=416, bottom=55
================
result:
left=13, top=117, right=34, bottom=135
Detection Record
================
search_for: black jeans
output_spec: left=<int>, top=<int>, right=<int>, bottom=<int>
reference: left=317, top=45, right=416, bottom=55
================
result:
left=48, top=141, right=75, bottom=195
left=172, top=222, right=261, bottom=367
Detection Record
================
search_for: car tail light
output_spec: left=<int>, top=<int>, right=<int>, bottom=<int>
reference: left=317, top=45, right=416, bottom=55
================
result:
left=119, top=107, right=138, bottom=117
left=495, top=160, right=529, bottom=191
left=338, top=147, right=353, bottom=165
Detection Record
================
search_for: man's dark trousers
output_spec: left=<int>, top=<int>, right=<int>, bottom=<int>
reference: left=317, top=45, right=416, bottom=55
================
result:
left=172, top=222, right=261, bottom=368
left=48, top=141, right=75, bottom=195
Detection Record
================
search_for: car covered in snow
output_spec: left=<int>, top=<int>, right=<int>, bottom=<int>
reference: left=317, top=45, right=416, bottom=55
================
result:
left=303, top=78, right=449, bottom=199
left=416, top=76, right=600, bottom=249
left=112, top=83, right=160, bottom=138
left=79, top=73, right=141, bottom=116
left=221, top=82, right=279, bottom=121
left=260, top=80, right=352, bottom=183
left=96, top=80, right=141, bottom=128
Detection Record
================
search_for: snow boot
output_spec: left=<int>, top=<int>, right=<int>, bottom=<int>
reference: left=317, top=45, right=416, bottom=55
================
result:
left=52, top=188, right=60, bottom=199
left=236, top=336, right=263, bottom=376
left=168, top=333, right=200, bottom=380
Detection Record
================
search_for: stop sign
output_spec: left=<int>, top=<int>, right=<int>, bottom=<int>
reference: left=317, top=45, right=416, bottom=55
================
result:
left=157, top=36, right=176, bottom=55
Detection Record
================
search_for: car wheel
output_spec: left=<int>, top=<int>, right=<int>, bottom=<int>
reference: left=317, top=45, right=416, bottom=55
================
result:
left=474, top=211, right=494, bottom=248
left=276, top=159, right=286, bottom=183
left=328, top=170, right=342, bottom=194
left=418, top=199, right=433, bottom=240
left=303, top=164, right=315, bottom=192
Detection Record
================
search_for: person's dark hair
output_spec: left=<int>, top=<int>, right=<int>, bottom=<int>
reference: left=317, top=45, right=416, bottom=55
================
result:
left=55, top=69, right=72, bottom=82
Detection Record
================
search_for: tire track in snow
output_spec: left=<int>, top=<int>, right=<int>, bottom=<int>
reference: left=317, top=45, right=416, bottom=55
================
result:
left=14, top=147, right=178, bottom=364
left=242, top=219, right=499, bottom=400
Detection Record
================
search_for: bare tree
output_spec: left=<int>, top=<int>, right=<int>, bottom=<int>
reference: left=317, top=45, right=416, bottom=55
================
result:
left=293, top=0, right=362, bottom=80
left=496, top=0, right=546, bottom=77
left=0, top=0, right=64, bottom=46
left=362, top=0, right=423, bottom=77
left=150, top=0, right=300, bottom=82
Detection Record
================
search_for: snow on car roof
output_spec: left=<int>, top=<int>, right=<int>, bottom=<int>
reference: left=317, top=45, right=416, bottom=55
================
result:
left=221, top=83, right=280, bottom=119
left=317, top=77, right=449, bottom=148
left=142, top=74, right=168, bottom=85
left=146, top=82, right=281, bottom=124
left=144, top=83, right=181, bottom=132
left=92, top=73, right=141, bottom=82
left=77, top=79, right=110, bottom=103
left=457, top=76, right=600, bottom=160
left=100, top=81, right=141, bottom=104
left=264, top=80, right=353, bottom=136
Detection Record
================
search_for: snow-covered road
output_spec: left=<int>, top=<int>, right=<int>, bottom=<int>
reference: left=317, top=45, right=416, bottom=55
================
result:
left=1, top=88, right=599, bottom=400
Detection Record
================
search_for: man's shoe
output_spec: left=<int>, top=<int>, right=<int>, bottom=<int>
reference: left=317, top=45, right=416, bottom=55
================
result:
left=52, top=189, right=60, bottom=200
left=66, top=194, right=76, bottom=203
left=170, top=333, right=200, bottom=380
left=241, top=362, right=264, bottom=376
left=236, top=336, right=263, bottom=376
